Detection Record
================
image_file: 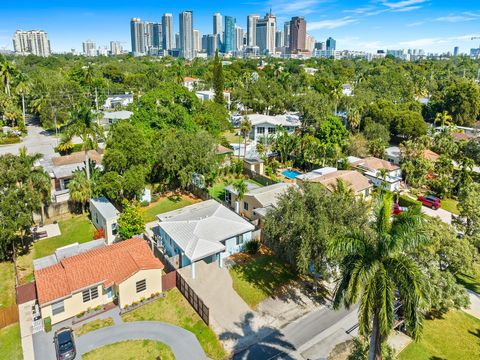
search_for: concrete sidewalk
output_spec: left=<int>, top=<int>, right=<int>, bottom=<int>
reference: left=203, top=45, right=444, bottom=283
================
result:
left=464, top=290, right=480, bottom=320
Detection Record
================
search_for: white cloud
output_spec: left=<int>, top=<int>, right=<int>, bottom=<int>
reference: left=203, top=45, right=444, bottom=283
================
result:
left=398, top=34, right=480, bottom=48
left=307, top=17, right=357, bottom=30
left=407, top=21, right=425, bottom=27
left=381, top=0, right=428, bottom=10
left=393, top=5, right=422, bottom=12
left=270, top=0, right=324, bottom=15
left=434, top=13, right=480, bottom=23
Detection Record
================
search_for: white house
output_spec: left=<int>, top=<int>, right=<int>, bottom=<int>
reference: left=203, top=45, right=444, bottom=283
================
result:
left=155, top=200, right=254, bottom=279
left=349, top=156, right=402, bottom=192
left=90, top=197, right=120, bottom=244
left=342, top=84, right=353, bottom=97
left=385, top=146, right=402, bottom=165
left=195, top=90, right=231, bottom=107
left=247, top=113, right=301, bottom=142
left=103, top=94, right=133, bottom=109
left=182, top=76, right=202, bottom=91
left=100, top=110, right=133, bottom=126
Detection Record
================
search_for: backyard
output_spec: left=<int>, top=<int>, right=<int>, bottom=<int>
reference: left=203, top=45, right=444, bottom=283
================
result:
left=141, top=193, right=200, bottom=222
left=398, top=310, right=480, bottom=360
left=0, top=261, right=16, bottom=309
left=222, top=129, right=241, bottom=144
left=208, top=178, right=263, bottom=202
left=83, top=339, right=175, bottom=360
left=121, top=288, right=226, bottom=360
left=229, top=249, right=298, bottom=309
left=0, top=323, right=23, bottom=360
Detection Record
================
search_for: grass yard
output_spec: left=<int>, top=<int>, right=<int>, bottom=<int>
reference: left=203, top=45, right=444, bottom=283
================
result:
left=83, top=339, right=175, bottom=360
left=229, top=252, right=297, bottom=309
left=0, top=262, right=16, bottom=309
left=74, top=317, right=114, bottom=337
left=457, top=262, right=480, bottom=294
left=122, top=288, right=226, bottom=360
left=441, top=198, right=459, bottom=215
left=208, top=179, right=263, bottom=202
left=141, top=194, right=200, bottom=222
left=399, top=310, right=480, bottom=360
left=222, top=129, right=241, bottom=144
left=0, top=323, right=23, bottom=360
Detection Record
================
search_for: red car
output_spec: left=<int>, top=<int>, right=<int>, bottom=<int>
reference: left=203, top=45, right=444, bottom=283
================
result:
left=417, top=195, right=441, bottom=210
left=393, top=203, right=408, bottom=215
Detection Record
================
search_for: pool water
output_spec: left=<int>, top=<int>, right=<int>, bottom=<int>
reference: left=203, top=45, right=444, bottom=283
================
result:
left=282, top=170, right=302, bottom=179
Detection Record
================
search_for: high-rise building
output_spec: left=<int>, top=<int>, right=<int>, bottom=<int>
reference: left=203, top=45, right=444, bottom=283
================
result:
left=98, top=47, right=109, bottom=56
left=175, top=33, right=180, bottom=49
left=315, top=41, right=325, bottom=50
left=179, top=11, right=194, bottom=59
left=275, top=30, right=284, bottom=48
left=130, top=18, right=145, bottom=55
left=12, top=30, right=51, bottom=57
left=144, top=22, right=155, bottom=51
left=193, top=29, right=201, bottom=53
left=162, top=13, right=174, bottom=51
left=284, top=21, right=290, bottom=49
left=223, top=16, right=236, bottom=53
left=454, top=46, right=459, bottom=56
left=235, top=26, right=244, bottom=51
left=206, top=34, right=218, bottom=57
left=305, top=34, right=315, bottom=53
left=289, top=16, right=307, bottom=53
left=247, top=14, right=259, bottom=47
left=110, top=41, right=123, bottom=55
left=213, top=13, right=222, bottom=36
left=256, top=11, right=276, bottom=55
left=83, top=40, right=97, bottom=57
left=152, top=23, right=162, bottom=49
left=326, top=37, right=336, bottom=51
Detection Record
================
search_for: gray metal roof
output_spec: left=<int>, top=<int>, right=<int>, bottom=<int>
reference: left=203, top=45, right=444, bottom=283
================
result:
left=224, top=182, right=262, bottom=196
left=102, top=110, right=133, bottom=120
left=90, top=197, right=120, bottom=220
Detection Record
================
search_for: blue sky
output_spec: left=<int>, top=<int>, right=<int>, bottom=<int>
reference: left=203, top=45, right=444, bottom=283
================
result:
left=1, top=0, right=480, bottom=53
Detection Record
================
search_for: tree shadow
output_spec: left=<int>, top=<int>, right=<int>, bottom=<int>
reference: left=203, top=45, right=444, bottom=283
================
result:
left=221, top=312, right=296, bottom=360
left=468, top=328, right=480, bottom=339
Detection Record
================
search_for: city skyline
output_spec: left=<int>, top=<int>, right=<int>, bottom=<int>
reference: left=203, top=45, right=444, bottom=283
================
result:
left=1, top=0, right=480, bottom=54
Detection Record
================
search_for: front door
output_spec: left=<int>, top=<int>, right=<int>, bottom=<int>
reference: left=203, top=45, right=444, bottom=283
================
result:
left=106, top=286, right=114, bottom=299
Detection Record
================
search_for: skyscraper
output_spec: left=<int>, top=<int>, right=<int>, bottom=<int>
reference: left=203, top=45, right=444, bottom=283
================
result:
left=206, top=34, right=218, bottom=57
left=144, top=22, right=154, bottom=50
left=12, top=30, right=51, bottom=57
left=235, top=26, right=244, bottom=51
left=213, top=13, right=222, bottom=36
left=326, top=37, right=336, bottom=51
left=110, top=41, right=123, bottom=55
left=247, top=14, right=259, bottom=47
left=83, top=40, right=97, bottom=57
left=289, top=16, right=307, bottom=53
left=284, top=21, right=290, bottom=48
left=256, top=11, right=276, bottom=55
left=275, top=31, right=284, bottom=48
left=223, top=16, right=236, bottom=53
left=130, top=18, right=145, bottom=55
left=193, top=29, right=201, bottom=52
left=152, top=22, right=163, bottom=49
left=454, top=46, right=459, bottom=56
left=162, top=13, right=174, bottom=51
left=179, top=11, right=194, bottom=59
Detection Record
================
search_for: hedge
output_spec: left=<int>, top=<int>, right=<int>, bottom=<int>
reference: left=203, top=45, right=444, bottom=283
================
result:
left=0, top=136, right=21, bottom=145
left=398, top=195, right=422, bottom=210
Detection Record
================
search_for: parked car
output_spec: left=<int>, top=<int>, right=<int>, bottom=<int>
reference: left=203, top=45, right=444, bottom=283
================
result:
left=54, top=327, right=76, bottom=360
left=417, top=195, right=441, bottom=210
left=393, top=203, right=408, bottom=215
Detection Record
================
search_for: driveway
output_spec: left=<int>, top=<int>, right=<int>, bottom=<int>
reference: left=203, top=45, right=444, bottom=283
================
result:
left=421, top=206, right=452, bottom=224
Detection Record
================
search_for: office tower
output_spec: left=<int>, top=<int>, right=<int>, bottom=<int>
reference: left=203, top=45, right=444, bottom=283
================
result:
left=12, top=30, right=51, bottom=57
left=213, top=13, right=222, bottom=36
left=152, top=22, right=162, bottom=49
left=223, top=16, right=236, bottom=53
left=130, top=18, right=145, bottom=55
left=206, top=34, right=218, bottom=57
left=235, top=26, right=244, bottom=51
left=256, top=11, right=276, bottom=55
left=202, top=35, right=208, bottom=53
left=284, top=21, right=290, bottom=48
left=275, top=31, right=284, bottom=48
left=179, top=11, right=194, bottom=59
left=305, top=34, right=315, bottom=52
left=193, top=30, right=201, bottom=52
left=326, top=37, right=336, bottom=51
left=454, top=46, right=459, bottom=56
left=175, top=33, right=180, bottom=49
left=289, top=16, right=307, bottom=53
left=162, top=13, right=174, bottom=51
left=110, top=41, right=123, bottom=55
left=83, top=40, right=97, bottom=56
left=144, top=22, right=155, bottom=50
left=247, top=14, right=259, bottom=47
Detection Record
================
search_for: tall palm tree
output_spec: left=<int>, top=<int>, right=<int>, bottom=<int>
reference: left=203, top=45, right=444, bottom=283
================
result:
left=65, top=104, right=102, bottom=181
left=330, top=194, right=429, bottom=360
left=348, top=108, right=361, bottom=133
left=434, top=111, right=452, bottom=128
left=0, top=58, right=16, bottom=96
left=233, top=180, right=248, bottom=214
left=240, top=116, right=252, bottom=158
left=68, top=170, right=91, bottom=213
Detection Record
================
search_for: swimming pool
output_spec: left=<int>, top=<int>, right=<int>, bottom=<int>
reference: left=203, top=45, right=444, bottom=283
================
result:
left=281, top=170, right=302, bottom=179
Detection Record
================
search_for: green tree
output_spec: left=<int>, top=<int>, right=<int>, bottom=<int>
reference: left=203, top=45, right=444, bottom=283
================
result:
left=212, top=49, right=225, bottom=105
left=118, top=200, right=145, bottom=240
left=240, top=116, right=252, bottom=158
left=434, top=110, right=452, bottom=127
left=233, top=180, right=248, bottom=211
left=68, top=170, right=91, bottom=213
left=440, top=78, right=480, bottom=126
left=330, top=194, right=428, bottom=360
left=0, top=57, right=16, bottom=96
left=456, top=182, right=480, bottom=237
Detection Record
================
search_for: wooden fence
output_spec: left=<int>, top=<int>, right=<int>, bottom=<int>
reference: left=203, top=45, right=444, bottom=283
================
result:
left=243, top=168, right=279, bottom=186
left=162, top=271, right=177, bottom=291
left=176, top=272, right=209, bottom=325
left=0, top=305, right=19, bottom=329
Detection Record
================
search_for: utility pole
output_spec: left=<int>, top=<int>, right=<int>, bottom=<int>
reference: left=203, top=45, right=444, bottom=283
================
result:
left=94, top=87, right=99, bottom=111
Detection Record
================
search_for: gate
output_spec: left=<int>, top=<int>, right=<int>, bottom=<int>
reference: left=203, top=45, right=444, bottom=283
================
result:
left=162, top=270, right=177, bottom=291
left=176, top=272, right=209, bottom=325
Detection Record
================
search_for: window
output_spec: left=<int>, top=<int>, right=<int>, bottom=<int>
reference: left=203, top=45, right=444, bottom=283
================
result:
left=52, top=300, right=64, bottom=316
left=136, top=279, right=147, bottom=293
left=257, top=127, right=265, bottom=134
left=225, top=191, right=231, bottom=204
left=244, top=201, right=249, bottom=211
left=82, top=286, right=99, bottom=303
left=236, top=235, right=243, bottom=245
left=112, top=223, right=118, bottom=235
left=268, top=127, right=276, bottom=134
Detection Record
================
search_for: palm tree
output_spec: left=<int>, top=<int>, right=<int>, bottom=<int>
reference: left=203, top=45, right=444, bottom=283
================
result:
left=0, top=58, right=16, bottom=96
left=240, top=116, right=252, bottom=158
left=330, top=194, right=428, bottom=360
left=348, top=108, right=361, bottom=133
left=434, top=111, right=452, bottom=128
left=233, top=180, right=248, bottom=214
left=68, top=170, right=91, bottom=213
left=65, top=104, right=102, bottom=181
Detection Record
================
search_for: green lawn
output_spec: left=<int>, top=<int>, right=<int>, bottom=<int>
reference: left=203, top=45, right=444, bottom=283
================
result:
left=0, top=323, right=23, bottom=360
left=441, top=198, right=459, bottom=215
left=399, top=310, right=480, bottom=360
left=141, top=195, right=199, bottom=222
left=457, top=262, right=480, bottom=294
left=208, top=179, right=263, bottom=202
left=83, top=339, right=175, bottom=360
left=122, top=288, right=226, bottom=360
left=75, top=317, right=114, bottom=337
left=229, top=254, right=297, bottom=309
left=222, top=129, right=241, bottom=144
left=0, top=262, right=16, bottom=309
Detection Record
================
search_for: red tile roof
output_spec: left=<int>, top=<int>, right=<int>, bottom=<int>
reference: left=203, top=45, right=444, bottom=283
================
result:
left=16, top=282, right=37, bottom=305
left=35, top=238, right=163, bottom=305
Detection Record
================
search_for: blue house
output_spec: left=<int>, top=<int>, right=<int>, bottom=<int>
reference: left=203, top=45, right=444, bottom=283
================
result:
left=156, top=200, right=255, bottom=278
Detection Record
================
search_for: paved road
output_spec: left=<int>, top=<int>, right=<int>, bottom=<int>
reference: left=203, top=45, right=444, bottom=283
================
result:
left=421, top=206, right=452, bottom=224
left=234, top=305, right=358, bottom=360
left=33, top=321, right=206, bottom=360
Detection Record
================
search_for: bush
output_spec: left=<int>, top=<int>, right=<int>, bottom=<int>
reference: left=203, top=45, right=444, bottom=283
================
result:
left=93, top=228, right=105, bottom=240
left=245, top=240, right=260, bottom=255
left=0, top=136, right=21, bottom=145
left=398, top=194, right=422, bottom=210
left=44, top=317, right=52, bottom=332
left=140, top=200, right=150, bottom=207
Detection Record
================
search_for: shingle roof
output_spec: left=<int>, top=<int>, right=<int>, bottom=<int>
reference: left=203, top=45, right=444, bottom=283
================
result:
left=422, top=149, right=440, bottom=162
left=52, top=150, right=102, bottom=167
left=157, top=200, right=254, bottom=262
left=35, top=238, right=163, bottom=305
left=247, top=183, right=296, bottom=208
left=350, top=156, right=399, bottom=172
left=309, top=170, right=372, bottom=193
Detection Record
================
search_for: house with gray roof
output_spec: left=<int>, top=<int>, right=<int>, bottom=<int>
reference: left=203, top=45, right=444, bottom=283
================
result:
left=156, top=200, right=255, bottom=278
left=246, top=113, right=301, bottom=142
left=90, top=197, right=120, bottom=244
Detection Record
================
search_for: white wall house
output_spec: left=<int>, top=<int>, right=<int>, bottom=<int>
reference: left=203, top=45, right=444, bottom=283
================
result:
left=90, top=197, right=120, bottom=244
left=195, top=90, right=231, bottom=107
left=349, top=156, right=402, bottom=192
left=103, top=94, right=133, bottom=109
left=247, top=113, right=301, bottom=142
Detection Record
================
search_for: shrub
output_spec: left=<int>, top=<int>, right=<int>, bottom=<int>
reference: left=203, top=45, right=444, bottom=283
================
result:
left=398, top=194, right=422, bottom=210
left=0, top=136, right=21, bottom=145
left=245, top=240, right=260, bottom=255
left=94, top=305, right=102, bottom=311
left=124, top=305, right=129, bottom=310
left=93, top=228, right=105, bottom=240
left=140, top=200, right=150, bottom=207
left=44, top=317, right=52, bottom=332
left=77, top=311, right=86, bottom=318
